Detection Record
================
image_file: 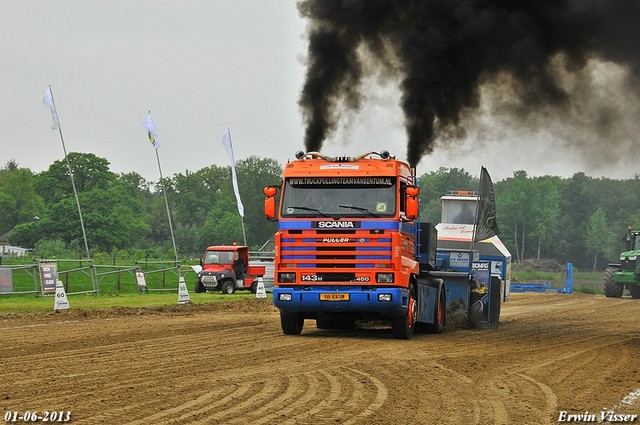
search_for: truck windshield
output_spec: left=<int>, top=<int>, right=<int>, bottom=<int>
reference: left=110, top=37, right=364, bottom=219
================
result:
left=203, top=251, right=234, bottom=265
left=281, top=177, right=396, bottom=218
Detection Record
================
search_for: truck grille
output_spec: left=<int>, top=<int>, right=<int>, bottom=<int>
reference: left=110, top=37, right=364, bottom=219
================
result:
left=201, top=275, right=218, bottom=284
left=280, top=229, right=392, bottom=273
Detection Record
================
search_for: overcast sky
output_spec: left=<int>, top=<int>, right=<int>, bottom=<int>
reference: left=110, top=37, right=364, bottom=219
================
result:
left=2, top=1, right=639, bottom=183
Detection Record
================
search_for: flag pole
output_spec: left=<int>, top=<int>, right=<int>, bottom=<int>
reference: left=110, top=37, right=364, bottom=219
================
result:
left=155, top=149, right=179, bottom=263
left=48, top=85, right=91, bottom=261
left=471, top=175, right=481, bottom=253
left=146, top=111, right=179, bottom=265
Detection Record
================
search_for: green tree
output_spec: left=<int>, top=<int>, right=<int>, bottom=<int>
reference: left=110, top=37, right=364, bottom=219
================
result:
left=35, top=152, right=116, bottom=203
left=198, top=206, right=245, bottom=248
left=0, top=168, right=45, bottom=235
left=171, top=166, right=228, bottom=228
left=530, top=177, right=561, bottom=259
left=234, top=156, right=282, bottom=248
left=584, top=208, right=613, bottom=271
left=0, top=159, right=19, bottom=173
left=13, top=154, right=150, bottom=253
left=147, top=195, right=172, bottom=244
left=495, top=171, right=532, bottom=262
left=34, top=238, right=69, bottom=258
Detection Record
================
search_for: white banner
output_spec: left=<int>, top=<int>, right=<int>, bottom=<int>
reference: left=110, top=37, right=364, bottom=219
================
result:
left=42, top=86, right=59, bottom=130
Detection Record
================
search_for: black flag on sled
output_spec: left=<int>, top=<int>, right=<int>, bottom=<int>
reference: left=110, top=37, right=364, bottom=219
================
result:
left=473, top=167, right=499, bottom=242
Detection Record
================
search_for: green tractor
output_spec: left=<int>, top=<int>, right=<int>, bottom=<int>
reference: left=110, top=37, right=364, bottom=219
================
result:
left=604, top=227, right=640, bottom=298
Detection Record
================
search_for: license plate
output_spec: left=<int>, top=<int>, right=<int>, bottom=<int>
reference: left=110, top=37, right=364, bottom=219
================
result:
left=320, top=293, right=350, bottom=301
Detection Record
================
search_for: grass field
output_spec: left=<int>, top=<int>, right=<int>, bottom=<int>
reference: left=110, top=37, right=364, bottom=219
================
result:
left=511, top=267, right=604, bottom=295
left=0, top=291, right=266, bottom=314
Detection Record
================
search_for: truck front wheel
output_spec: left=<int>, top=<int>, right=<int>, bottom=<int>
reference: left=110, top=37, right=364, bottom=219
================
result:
left=280, top=312, right=304, bottom=335
left=604, top=267, right=623, bottom=298
left=221, top=281, right=236, bottom=295
left=194, top=280, right=205, bottom=293
left=391, top=286, right=417, bottom=339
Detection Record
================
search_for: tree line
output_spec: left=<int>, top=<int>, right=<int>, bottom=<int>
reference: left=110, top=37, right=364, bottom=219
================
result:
left=1, top=153, right=281, bottom=261
left=1, top=155, right=638, bottom=269
left=419, top=167, right=640, bottom=270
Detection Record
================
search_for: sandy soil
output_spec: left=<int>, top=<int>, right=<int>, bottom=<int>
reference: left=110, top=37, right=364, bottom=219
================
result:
left=0, top=293, right=639, bottom=424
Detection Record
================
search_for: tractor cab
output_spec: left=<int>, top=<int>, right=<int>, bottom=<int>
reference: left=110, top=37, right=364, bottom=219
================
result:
left=622, top=228, right=640, bottom=253
left=435, top=190, right=512, bottom=305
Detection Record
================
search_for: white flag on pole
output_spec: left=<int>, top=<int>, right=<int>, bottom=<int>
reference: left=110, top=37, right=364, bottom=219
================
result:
left=144, top=112, right=161, bottom=149
left=42, top=86, right=59, bottom=130
left=222, top=128, right=244, bottom=217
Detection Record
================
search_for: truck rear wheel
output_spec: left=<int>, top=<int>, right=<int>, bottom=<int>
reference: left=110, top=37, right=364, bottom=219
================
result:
left=628, top=284, right=640, bottom=299
left=281, top=313, right=304, bottom=335
left=604, top=267, right=623, bottom=298
left=221, top=281, right=235, bottom=295
left=391, top=286, right=417, bottom=339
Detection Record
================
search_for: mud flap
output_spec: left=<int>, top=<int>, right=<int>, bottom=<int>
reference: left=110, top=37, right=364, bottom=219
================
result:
left=417, top=284, right=437, bottom=324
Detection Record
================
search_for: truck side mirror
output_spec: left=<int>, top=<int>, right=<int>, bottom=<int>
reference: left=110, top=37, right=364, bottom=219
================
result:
left=405, top=186, right=420, bottom=220
left=264, top=186, right=277, bottom=220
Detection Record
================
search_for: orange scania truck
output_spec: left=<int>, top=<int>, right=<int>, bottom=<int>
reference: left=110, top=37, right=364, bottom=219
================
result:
left=263, top=150, right=502, bottom=339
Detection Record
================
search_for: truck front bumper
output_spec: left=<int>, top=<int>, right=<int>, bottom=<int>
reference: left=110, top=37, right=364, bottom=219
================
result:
left=273, top=286, right=409, bottom=317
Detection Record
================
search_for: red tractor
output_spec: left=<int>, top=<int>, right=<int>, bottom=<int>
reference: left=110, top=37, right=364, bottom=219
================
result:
left=195, top=245, right=266, bottom=294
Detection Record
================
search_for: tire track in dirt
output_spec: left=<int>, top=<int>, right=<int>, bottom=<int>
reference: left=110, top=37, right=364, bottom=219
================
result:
left=119, top=383, right=253, bottom=425
left=111, top=366, right=388, bottom=425
left=2, top=293, right=639, bottom=424
left=486, top=373, right=557, bottom=424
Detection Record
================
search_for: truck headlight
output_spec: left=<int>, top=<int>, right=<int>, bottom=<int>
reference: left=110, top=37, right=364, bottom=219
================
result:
left=278, top=272, right=296, bottom=283
left=376, top=273, right=394, bottom=283
left=378, top=293, right=392, bottom=302
left=278, top=293, right=293, bottom=302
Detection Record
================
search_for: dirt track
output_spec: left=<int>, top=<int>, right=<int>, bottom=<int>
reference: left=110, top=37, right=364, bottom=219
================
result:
left=1, top=293, right=639, bottom=424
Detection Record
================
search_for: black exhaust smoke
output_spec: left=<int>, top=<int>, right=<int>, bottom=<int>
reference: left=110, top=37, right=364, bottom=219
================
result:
left=297, top=0, right=640, bottom=168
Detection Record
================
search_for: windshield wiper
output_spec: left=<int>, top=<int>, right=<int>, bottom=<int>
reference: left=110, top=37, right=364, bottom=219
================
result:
left=338, top=204, right=379, bottom=217
left=288, top=206, right=332, bottom=218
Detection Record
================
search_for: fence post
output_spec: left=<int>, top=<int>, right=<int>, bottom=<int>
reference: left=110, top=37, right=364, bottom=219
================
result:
left=566, top=262, right=573, bottom=294
left=33, top=264, right=38, bottom=295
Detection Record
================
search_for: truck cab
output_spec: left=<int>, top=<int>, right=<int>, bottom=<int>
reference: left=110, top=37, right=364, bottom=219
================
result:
left=264, top=150, right=446, bottom=339
left=195, top=245, right=265, bottom=294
